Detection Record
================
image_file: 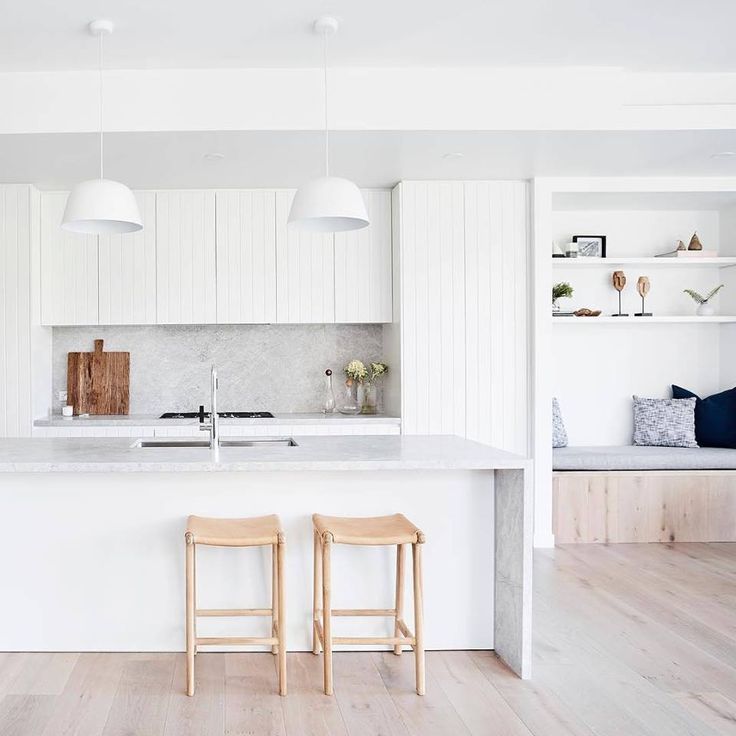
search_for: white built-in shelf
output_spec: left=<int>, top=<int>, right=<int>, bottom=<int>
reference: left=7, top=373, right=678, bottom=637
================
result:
left=553, top=315, right=736, bottom=324
left=552, top=257, right=736, bottom=267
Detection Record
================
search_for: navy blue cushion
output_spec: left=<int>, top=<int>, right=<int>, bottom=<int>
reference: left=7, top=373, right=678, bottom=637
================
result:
left=671, top=385, right=736, bottom=449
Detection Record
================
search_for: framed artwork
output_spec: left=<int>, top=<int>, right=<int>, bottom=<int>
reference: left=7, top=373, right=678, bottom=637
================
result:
left=573, top=235, right=606, bottom=258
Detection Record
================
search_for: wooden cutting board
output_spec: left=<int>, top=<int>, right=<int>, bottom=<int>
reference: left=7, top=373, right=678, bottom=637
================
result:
left=67, top=339, right=130, bottom=415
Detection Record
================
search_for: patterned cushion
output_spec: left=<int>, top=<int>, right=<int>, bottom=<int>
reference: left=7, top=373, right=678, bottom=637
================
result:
left=552, top=397, right=568, bottom=448
left=632, top=396, right=698, bottom=448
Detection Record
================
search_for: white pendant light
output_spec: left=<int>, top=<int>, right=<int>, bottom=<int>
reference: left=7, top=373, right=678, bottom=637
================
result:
left=62, top=20, right=142, bottom=235
left=288, top=16, right=369, bottom=233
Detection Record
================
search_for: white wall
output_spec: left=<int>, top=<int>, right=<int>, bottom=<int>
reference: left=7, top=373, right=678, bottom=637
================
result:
left=553, top=323, right=722, bottom=446
left=0, top=186, right=52, bottom=436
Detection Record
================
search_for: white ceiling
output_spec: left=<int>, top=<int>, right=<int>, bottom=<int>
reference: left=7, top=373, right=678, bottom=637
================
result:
left=2, top=0, right=736, bottom=72
left=4, top=130, right=736, bottom=190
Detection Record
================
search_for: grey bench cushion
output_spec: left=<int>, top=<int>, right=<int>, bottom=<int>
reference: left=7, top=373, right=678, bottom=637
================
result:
left=554, top=446, right=736, bottom=471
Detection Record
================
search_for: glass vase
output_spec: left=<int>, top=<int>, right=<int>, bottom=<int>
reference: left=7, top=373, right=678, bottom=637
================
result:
left=360, top=383, right=378, bottom=414
left=337, top=378, right=361, bottom=415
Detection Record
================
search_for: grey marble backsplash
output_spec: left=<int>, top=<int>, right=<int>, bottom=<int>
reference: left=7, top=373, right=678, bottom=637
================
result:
left=52, top=324, right=384, bottom=414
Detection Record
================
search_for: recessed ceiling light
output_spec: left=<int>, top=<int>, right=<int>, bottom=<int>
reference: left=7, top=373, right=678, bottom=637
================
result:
left=442, top=152, right=464, bottom=160
left=710, top=151, right=736, bottom=159
left=203, top=152, right=225, bottom=161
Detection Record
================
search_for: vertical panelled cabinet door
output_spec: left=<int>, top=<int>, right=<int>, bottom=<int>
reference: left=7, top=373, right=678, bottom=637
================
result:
left=275, top=190, right=335, bottom=324
left=40, top=192, right=99, bottom=326
left=396, top=182, right=466, bottom=436
left=215, top=191, right=277, bottom=323
left=334, top=190, right=393, bottom=323
left=156, top=191, right=217, bottom=324
left=98, top=192, right=157, bottom=325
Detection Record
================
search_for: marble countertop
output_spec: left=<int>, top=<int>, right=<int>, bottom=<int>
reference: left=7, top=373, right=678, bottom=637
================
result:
left=34, top=412, right=401, bottom=427
left=0, top=435, right=528, bottom=473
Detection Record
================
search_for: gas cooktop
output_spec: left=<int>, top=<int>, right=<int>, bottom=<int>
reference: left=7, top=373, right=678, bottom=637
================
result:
left=159, top=411, right=274, bottom=419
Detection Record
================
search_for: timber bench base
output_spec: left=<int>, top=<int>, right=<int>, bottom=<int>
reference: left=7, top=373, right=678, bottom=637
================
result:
left=553, top=470, right=736, bottom=543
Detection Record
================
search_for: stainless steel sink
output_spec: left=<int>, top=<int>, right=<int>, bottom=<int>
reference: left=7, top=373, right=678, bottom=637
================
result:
left=131, top=437, right=298, bottom=449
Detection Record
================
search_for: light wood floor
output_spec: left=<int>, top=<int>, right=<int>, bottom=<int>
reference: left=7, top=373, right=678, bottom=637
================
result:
left=2, top=543, right=736, bottom=735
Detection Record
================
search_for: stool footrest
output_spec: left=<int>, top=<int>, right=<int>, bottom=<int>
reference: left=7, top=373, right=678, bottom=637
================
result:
left=332, top=636, right=415, bottom=646
left=332, top=608, right=397, bottom=617
left=196, top=636, right=278, bottom=646
left=196, top=608, right=272, bottom=617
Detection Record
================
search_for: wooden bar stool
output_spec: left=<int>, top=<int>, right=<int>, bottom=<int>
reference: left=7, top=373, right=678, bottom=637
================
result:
left=312, top=513, right=425, bottom=696
left=184, top=514, right=286, bottom=697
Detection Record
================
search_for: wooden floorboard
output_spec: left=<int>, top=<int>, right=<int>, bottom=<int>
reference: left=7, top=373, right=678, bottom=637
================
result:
left=1, top=543, right=736, bottom=735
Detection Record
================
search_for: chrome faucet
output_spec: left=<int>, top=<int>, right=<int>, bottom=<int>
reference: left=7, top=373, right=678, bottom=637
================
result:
left=199, top=365, right=219, bottom=449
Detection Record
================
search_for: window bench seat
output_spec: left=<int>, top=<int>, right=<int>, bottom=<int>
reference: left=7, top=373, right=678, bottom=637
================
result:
left=553, top=446, right=736, bottom=543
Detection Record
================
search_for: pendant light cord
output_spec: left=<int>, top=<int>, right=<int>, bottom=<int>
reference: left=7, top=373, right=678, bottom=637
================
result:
left=322, top=28, right=329, bottom=178
left=98, top=29, right=104, bottom=180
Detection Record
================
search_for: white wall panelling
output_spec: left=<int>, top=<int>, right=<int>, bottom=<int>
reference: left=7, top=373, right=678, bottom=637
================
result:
left=334, top=190, right=393, bottom=323
left=215, top=190, right=277, bottom=323
left=396, top=182, right=466, bottom=435
left=275, top=190, right=335, bottom=324
left=464, top=182, right=528, bottom=453
left=395, top=181, right=529, bottom=452
left=40, top=192, right=98, bottom=326
left=1, top=186, right=51, bottom=437
left=156, top=190, right=217, bottom=324
left=98, top=192, right=157, bottom=325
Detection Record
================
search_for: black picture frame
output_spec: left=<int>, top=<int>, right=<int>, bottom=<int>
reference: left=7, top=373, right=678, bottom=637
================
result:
left=573, top=235, right=607, bottom=258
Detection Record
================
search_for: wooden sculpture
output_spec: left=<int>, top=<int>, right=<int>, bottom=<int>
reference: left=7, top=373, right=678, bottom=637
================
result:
left=612, top=270, right=628, bottom=316
left=635, top=276, right=652, bottom=316
left=688, top=232, right=703, bottom=251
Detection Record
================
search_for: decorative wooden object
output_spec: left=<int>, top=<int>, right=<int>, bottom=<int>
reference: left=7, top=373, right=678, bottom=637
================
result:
left=634, top=275, right=652, bottom=316
left=688, top=231, right=704, bottom=251
left=611, top=271, right=629, bottom=317
left=312, top=513, right=426, bottom=696
left=67, top=339, right=130, bottom=415
left=553, top=470, right=736, bottom=543
left=184, top=515, right=286, bottom=697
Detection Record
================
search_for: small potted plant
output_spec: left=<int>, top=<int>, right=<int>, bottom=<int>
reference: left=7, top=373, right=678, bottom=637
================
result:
left=361, top=362, right=389, bottom=414
left=552, top=282, right=574, bottom=314
left=684, top=284, right=724, bottom=316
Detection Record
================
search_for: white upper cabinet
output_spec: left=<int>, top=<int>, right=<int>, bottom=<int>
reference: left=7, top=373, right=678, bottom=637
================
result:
left=156, top=190, right=217, bottom=324
left=40, top=192, right=99, bottom=326
left=98, top=192, right=157, bottom=325
left=334, top=190, right=393, bottom=323
left=38, top=188, right=391, bottom=326
left=215, top=190, right=277, bottom=323
left=275, top=190, right=335, bottom=324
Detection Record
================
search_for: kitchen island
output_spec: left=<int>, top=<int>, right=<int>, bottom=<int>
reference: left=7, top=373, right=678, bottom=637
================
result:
left=0, top=435, right=531, bottom=678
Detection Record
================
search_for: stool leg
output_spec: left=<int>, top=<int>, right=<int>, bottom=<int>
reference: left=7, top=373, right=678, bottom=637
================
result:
left=312, top=529, right=322, bottom=655
left=412, top=540, right=425, bottom=696
left=185, top=533, right=195, bottom=697
left=271, top=544, right=279, bottom=656
left=322, top=533, right=333, bottom=695
left=277, top=534, right=287, bottom=696
left=394, top=543, right=405, bottom=656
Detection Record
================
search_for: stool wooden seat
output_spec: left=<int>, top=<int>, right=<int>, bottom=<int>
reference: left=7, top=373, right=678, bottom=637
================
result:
left=312, top=513, right=422, bottom=546
left=312, top=513, right=426, bottom=696
left=185, top=514, right=286, bottom=697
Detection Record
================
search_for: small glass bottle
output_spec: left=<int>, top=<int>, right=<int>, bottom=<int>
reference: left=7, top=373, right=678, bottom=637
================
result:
left=322, top=369, right=336, bottom=414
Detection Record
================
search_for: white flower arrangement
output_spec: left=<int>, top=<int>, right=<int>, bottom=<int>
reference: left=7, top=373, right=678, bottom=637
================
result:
left=369, top=362, right=388, bottom=382
left=344, top=360, right=368, bottom=383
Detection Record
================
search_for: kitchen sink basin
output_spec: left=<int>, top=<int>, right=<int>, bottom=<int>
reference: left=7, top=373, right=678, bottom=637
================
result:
left=131, top=437, right=298, bottom=449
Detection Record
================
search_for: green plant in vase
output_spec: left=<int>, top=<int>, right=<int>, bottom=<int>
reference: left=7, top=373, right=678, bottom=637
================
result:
left=552, top=282, right=574, bottom=314
left=684, top=284, right=724, bottom=317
